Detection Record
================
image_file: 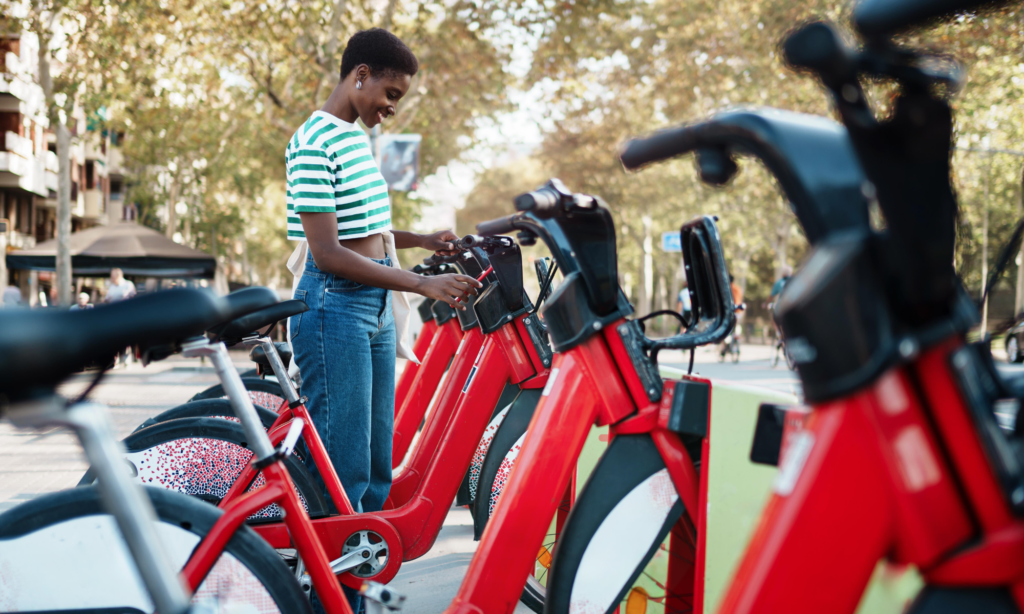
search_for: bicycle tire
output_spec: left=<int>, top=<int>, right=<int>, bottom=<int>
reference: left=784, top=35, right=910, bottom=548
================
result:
left=0, top=485, right=312, bottom=614
left=545, top=434, right=695, bottom=614
left=472, top=388, right=541, bottom=538
left=133, top=398, right=280, bottom=433
left=784, top=345, right=797, bottom=371
left=189, top=377, right=286, bottom=410
left=77, top=417, right=329, bottom=521
left=459, top=383, right=522, bottom=510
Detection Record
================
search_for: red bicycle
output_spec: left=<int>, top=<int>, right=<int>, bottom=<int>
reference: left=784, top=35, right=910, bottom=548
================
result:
left=81, top=236, right=563, bottom=609
left=425, top=179, right=740, bottom=614
left=541, top=2, right=1024, bottom=612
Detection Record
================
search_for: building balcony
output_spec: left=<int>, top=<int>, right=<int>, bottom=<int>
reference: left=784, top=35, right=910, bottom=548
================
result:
left=83, top=188, right=105, bottom=219
left=4, top=130, right=31, bottom=158
left=0, top=150, right=28, bottom=175
left=0, top=149, right=49, bottom=197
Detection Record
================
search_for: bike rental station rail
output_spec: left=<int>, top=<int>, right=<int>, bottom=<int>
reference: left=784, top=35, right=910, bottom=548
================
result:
left=7, top=1, right=1024, bottom=613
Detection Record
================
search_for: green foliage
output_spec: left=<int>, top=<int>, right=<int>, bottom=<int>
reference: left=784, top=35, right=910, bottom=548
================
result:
left=459, top=2, right=1024, bottom=326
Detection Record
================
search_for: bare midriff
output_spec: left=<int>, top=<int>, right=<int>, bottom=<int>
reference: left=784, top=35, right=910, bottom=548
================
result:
left=340, top=233, right=386, bottom=260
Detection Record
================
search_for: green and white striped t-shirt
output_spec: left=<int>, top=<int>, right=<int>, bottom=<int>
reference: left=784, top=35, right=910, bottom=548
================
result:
left=286, top=111, right=391, bottom=241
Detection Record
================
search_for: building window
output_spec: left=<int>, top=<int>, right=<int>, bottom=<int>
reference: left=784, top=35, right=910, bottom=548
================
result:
left=85, top=160, right=95, bottom=189
left=0, top=38, right=20, bottom=73
left=0, top=112, right=20, bottom=136
left=18, top=196, right=31, bottom=234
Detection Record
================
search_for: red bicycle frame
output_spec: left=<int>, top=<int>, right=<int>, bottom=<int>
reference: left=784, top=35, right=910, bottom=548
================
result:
left=446, top=321, right=706, bottom=614
left=718, top=336, right=1024, bottom=613
left=217, top=311, right=548, bottom=590
left=182, top=428, right=354, bottom=614
left=395, top=315, right=438, bottom=406
left=392, top=317, right=463, bottom=470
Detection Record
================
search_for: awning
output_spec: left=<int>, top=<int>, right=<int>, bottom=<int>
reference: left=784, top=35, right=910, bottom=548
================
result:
left=6, top=222, right=217, bottom=279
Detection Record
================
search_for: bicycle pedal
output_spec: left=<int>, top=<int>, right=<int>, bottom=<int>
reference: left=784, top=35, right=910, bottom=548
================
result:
left=361, top=581, right=404, bottom=612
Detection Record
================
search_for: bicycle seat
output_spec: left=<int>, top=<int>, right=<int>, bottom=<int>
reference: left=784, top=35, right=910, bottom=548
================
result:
left=249, top=342, right=293, bottom=371
left=210, top=299, right=307, bottom=345
left=0, top=288, right=228, bottom=403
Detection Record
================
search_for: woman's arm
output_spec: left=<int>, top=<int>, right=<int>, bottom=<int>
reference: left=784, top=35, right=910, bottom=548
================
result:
left=392, top=229, right=460, bottom=254
left=300, top=212, right=480, bottom=308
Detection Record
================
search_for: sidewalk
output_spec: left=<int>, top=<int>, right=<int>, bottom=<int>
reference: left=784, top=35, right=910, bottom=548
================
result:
left=0, top=352, right=246, bottom=512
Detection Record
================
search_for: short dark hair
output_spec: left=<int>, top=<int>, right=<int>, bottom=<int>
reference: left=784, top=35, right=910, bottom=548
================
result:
left=340, top=29, right=418, bottom=80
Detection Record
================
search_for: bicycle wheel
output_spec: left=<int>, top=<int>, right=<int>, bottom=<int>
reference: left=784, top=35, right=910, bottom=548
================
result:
left=458, top=383, right=522, bottom=509
left=471, top=388, right=541, bottom=537
left=134, top=398, right=280, bottom=432
left=784, top=344, right=797, bottom=370
left=78, top=417, right=329, bottom=521
left=189, top=377, right=287, bottom=411
left=0, top=485, right=311, bottom=614
left=545, top=434, right=697, bottom=614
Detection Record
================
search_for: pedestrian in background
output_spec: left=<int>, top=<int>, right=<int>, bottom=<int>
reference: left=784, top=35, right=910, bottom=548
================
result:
left=105, top=268, right=136, bottom=367
left=2, top=286, right=22, bottom=308
left=771, top=265, right=793, bottom=301
left=69, top=292, right=93, bottom=311
left=104, top=268, right=136, bottom=303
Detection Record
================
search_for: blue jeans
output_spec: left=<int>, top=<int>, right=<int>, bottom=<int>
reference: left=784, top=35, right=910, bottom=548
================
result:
left=290, top=253, right=396, bottom=513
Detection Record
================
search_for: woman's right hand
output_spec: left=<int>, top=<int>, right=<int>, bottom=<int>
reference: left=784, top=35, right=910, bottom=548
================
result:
left=417, top=274, right=483, bottom=309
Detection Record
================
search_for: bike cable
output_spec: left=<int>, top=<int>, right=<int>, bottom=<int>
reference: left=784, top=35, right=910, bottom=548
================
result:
left=530, top=261, right=559, bottom=315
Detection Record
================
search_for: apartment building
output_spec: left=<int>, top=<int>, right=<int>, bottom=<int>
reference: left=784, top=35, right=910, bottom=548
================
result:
left=0, top=29, right=125, bottom=299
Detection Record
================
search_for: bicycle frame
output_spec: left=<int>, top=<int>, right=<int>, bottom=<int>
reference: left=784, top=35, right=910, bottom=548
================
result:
left=392, top=316, right=464, bottom=470
left=719, top=336, right=1024, bottom=613
left=167, top=339, right=351, bottom=613
left=395, top=314, right=438, bottom=406
left=446, top=323, right=706, bottom=613
left=232, top=310, right=547, bottom=588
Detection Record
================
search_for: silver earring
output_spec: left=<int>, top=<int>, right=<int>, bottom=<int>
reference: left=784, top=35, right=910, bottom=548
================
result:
left=356, top=81, right=362, bottom=90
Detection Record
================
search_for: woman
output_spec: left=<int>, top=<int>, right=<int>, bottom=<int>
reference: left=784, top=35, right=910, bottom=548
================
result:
left=287, top=29, right=481, bottom=525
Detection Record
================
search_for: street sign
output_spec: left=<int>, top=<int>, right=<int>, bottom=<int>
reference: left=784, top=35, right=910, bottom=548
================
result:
left=378, top=134, right=422, bottom=191
left=661, top=231, right=681, bottom=252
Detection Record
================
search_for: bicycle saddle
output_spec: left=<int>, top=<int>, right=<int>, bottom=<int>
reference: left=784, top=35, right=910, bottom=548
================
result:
left=0, top=288, right=228, bottom=403
left=249, top=342, right=293, bottom=371
left=211, top=299, right=307, bottom=346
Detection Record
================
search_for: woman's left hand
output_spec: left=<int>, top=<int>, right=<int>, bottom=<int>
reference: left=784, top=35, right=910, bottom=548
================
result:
left=421, top=229, right=461, bottom=255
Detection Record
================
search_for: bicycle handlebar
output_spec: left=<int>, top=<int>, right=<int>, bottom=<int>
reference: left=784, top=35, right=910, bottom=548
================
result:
left=620, top=125, right=701, bottom=170
left=476, top=215, right=519, bottom=237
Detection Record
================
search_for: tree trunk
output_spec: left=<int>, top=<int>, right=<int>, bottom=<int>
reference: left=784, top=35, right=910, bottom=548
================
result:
left=56, top=123, right=72, bottom=307
left=981, top=162, right=991, bottom=334
left=773, top=216, right=791, bottom=281
left=639, top=215, right=653, bottom=317
left=1015, top=165, right=1024, bottom=316
left=166, top=180, right=178, bottom=238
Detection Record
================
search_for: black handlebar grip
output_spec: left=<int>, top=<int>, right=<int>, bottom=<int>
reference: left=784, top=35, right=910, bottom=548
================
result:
left=457, top=234, right=484, bottom=248
left=620, top=125, right=698, bottom=170
left=514, top=187, right=560, bottom=214
left=476, top=215, right=518, bottom=237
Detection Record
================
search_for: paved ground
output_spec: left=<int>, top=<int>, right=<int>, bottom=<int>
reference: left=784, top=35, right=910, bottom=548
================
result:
left=660, top=342, right=803, bottom=398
